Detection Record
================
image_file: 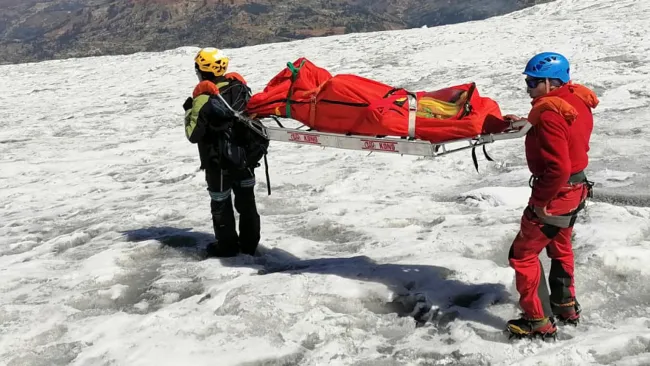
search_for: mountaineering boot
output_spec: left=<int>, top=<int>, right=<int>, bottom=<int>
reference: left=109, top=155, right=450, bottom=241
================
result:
left=506, top=315, right=557, bottom=339
left=206, top=241, right=239, bottom=258
left=552, top=298, right=581, bottom=325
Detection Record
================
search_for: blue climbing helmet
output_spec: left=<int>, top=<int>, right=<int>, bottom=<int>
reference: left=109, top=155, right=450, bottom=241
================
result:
left=523, top=52, right=571, bottom=83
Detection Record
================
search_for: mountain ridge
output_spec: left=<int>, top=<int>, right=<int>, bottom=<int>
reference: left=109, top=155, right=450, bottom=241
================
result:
left=0, top=0, right=553, bottom=64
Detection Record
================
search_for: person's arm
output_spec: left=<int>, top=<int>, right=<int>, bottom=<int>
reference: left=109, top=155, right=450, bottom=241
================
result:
left=529, top=110, right=571, bottom=208
left=184, top=94, right=210, bottom=143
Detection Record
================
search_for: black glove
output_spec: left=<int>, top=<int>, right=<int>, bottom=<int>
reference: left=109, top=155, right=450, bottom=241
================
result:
left=183, top=97, right=193, bottom=111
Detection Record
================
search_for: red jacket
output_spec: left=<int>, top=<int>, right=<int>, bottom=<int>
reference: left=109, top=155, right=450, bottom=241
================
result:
left=524, top=83, right=599, bottom=207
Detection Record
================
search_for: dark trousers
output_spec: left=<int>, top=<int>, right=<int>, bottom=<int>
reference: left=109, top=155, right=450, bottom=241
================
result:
left=205, top=168, right=260, bottom=255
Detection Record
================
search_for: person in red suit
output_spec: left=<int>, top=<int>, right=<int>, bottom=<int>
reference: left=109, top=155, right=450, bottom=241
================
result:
left=504, top=52, right=598, bottom=338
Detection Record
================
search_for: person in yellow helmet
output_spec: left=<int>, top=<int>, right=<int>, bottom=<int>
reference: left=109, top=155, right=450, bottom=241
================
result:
left=183, top=47, right=264, bottom=257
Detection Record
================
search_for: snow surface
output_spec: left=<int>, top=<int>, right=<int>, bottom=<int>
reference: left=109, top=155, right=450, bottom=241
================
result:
left=1, top=0, right=650, bottom=365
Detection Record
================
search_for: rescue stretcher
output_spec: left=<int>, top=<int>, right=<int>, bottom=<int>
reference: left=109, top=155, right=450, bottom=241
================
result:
left=217, top=92, right=532, bottom=198
left=260, top=116, right=531, bottom=160
left=230, top=104, right=531, bottom=172
left=235, top=57, right=533, bottom=167
left=212, top=56, right=536, bottom=198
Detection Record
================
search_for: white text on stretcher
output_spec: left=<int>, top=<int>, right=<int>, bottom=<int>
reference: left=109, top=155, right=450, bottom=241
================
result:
left=288, top=132, right=320, bottom=144
left=361, top=140, right=398, bottom=152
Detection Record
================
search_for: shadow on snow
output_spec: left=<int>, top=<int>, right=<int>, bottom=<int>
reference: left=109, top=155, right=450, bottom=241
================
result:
left=121, top=226, right=513, bottom=331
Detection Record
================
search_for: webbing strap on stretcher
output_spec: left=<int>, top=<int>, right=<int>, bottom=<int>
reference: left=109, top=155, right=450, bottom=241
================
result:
left=407, top=94, right=418, bottom=140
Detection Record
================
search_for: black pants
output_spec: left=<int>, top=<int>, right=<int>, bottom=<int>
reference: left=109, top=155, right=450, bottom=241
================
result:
left=205, top=168, right=260, bottom=255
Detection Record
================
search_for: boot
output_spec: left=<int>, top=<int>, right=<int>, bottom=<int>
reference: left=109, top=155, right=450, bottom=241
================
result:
left=506, top=315, right=557, bottom=339
left=206, top=241, right=239, bottom=258
left=552, top=298, right=581, bottom=325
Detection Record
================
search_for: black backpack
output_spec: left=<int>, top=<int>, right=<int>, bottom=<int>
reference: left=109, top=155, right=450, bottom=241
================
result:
left=217, top=115, right=269, bottom=171
left=209, top=81, right=271, bottom=193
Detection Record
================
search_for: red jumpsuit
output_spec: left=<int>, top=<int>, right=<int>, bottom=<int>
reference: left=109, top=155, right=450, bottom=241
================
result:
left=509, top=83, right=599, bottom=319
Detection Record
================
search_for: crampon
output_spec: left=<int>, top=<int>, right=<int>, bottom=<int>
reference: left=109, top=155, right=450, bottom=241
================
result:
left=506, top=316, right=558, bottom=341
left=556, top=313, right=580, bottom=326
left=553, top=299, right=582, bottom=326
left=506, top=328, right=558, bottom=341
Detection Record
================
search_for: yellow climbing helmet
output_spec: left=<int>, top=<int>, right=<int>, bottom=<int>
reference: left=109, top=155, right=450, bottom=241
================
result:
left=194, top=47, right=229, bottom=77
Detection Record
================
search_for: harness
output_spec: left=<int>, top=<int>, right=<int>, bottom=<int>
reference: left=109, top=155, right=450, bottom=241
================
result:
left=527, top=171, right=594, bottom=228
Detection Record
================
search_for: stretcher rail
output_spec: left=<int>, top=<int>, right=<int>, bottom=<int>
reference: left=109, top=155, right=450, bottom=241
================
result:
left=258, top=117, right=531, bottom=159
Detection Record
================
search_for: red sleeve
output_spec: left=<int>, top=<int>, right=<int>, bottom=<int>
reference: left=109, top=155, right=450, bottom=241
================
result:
left=529, top=110, right=571, bottom=207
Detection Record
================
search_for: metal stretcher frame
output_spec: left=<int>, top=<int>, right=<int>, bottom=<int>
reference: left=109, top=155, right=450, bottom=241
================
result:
left=218, top=93, right=531, bottom=160
left=258, top=117, right=531, bottom=159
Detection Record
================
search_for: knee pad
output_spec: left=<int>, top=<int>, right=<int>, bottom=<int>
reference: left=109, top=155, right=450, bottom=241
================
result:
left=239, top=177, right=256, bottom=188
left=209, top=189, right=231, bottom=202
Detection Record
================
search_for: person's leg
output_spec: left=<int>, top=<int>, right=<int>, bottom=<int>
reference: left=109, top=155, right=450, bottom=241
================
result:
left=206, top=169, right=239, bottom=257
left=507, top=207, right=557, bottom=336
left=543, top=183, right=589, bottom=324
left=232, top=173, right=260, bottom=256
left=546, top=227, right=581, bottom=323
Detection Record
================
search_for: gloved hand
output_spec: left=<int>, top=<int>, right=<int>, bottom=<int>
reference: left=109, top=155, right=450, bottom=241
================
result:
left=183, top=97, right=193, bottom=111
left=504, top=114, right=525, bottom=122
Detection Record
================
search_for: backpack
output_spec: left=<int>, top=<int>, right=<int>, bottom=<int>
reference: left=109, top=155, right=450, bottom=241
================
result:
left=208, top=85, right=267, bottom=168
left=211, top=77, right=271, bottom=193
left=217, top=115, right=269, bottom=171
